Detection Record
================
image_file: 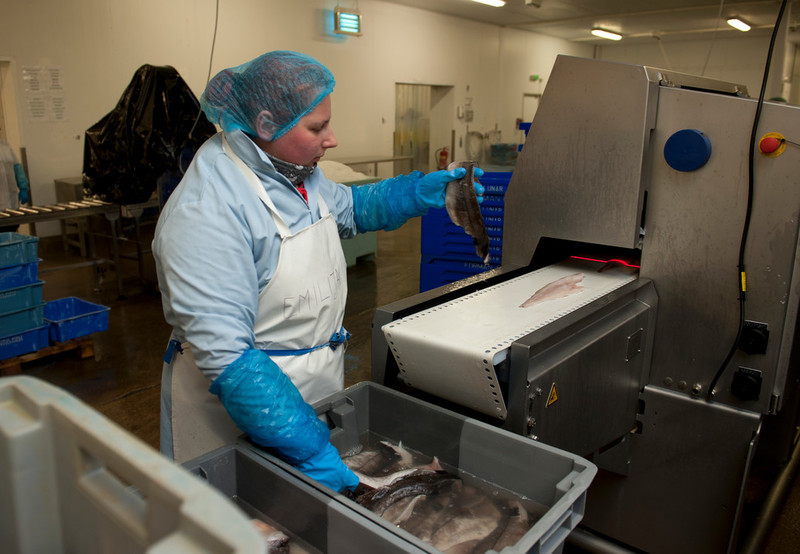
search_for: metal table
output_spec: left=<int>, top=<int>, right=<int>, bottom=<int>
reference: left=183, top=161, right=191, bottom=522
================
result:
left=0, top=200, right=146, bottom=297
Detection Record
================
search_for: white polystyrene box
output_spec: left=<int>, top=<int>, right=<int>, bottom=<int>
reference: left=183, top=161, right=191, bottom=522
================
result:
left=0, top=376, right=263, bottom=554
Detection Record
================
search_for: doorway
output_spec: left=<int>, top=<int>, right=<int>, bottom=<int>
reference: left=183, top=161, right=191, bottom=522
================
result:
left=394, top=83, right=454, bottom=174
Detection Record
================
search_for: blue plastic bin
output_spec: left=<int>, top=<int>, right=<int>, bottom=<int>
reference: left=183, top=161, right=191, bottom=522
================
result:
left=0, top=233, right=39, bottom=268
left=0, top=325, right=49, bottom=360
left=0, top=305, right=45, bottom=337
left=0, top=260, right=40, bottom=290
left=44, top=297, right=110, bottom=343
left=0, top=281, right=44, bottom=316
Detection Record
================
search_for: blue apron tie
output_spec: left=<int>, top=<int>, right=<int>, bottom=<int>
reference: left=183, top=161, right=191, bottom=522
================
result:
left=261, top=326, right=351, bottom=357
left=163, top=339, right=184, bottom=363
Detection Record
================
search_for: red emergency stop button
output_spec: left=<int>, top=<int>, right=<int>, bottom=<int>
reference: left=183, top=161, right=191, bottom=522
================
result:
left=759, top=133, right=786, bottom=157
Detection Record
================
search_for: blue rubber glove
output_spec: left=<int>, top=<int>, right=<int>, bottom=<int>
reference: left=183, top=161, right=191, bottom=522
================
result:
left=417, top=167, right=485, bottom=210
left=351, top=167, right=484, bottom=232
left=209, top=349, right=358, bottom=491
left=14, top=164, right=30, bottom=204
left=296, top=442, right=359, bottom=492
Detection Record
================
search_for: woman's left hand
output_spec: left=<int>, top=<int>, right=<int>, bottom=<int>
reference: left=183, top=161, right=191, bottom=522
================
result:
left=415, top=167, right=485, bottom=209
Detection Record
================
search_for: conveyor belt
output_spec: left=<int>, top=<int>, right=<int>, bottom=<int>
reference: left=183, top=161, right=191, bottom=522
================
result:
left=381, top=259, right=637, bottom=419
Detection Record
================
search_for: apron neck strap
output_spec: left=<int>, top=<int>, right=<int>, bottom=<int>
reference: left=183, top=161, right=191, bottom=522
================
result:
left=222, top=133, right=291, bottom=237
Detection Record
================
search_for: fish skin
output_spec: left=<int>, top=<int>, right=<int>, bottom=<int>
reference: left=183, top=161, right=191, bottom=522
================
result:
left=355, top=456, right=443, bottom=490
left=520, top=272, right=585, bottom=308
left=381, top=494, right=426, bottom=525
left=492, top=500, right=530, bottom=551
left=445, top=161, right=490, bottom=264
left=343, top=440, right=410, bottom=476
left=397, top=478, right=465, bottom=541
left=358, top=470, right=462, bottom=516
left=430, top=495, right=503, bottom=552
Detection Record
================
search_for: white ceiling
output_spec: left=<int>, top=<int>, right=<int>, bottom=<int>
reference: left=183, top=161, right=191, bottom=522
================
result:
left=378, top=0, right=798, bottom=44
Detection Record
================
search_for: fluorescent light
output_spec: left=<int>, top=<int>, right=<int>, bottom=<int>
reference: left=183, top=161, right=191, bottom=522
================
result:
left=471, top=0, right=506, bottom=7
left=727, top=17, right=751, bottom=32
left=334, top=7, right=362, bottom=36
left=591, top=28, right=622, bottom=41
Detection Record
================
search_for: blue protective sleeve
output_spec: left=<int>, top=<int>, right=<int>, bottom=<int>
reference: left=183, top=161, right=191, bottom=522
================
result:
left=14, top=164, right=29, bottom=204
left=351, top=171, right=426, bottom=232
left=13, top=164, right=29, bottom=190
left=351, top=167, right=480, bottom=232
left=208, top=349, right=329, bottom=464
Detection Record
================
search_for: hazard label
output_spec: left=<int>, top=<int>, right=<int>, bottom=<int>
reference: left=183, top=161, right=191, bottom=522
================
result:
left=546, top=383, right=558, bottom=407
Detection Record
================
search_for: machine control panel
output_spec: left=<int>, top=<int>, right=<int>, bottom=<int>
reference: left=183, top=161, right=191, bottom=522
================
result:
left=739, top=320, right=769, bottom=355
left=731, top=367, right=763, bottom=401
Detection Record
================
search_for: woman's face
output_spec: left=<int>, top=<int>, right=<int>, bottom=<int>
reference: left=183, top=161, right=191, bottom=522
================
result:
left=261, top=95, right=338, bottom=166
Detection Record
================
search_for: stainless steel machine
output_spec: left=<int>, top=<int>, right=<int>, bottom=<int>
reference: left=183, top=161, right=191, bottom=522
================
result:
left=372, top=56, right=800, bottom=553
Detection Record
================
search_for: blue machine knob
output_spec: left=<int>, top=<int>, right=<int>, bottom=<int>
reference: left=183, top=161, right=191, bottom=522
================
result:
left=664, top=129, right=712, bottom=172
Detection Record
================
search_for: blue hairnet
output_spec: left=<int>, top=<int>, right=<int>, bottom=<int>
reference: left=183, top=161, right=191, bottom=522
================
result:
left=200, top=51, right=335, bottom=141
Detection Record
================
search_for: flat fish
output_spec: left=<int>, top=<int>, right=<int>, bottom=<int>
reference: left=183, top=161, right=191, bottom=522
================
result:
left=520, top=272, right=585, bottom=308
left=357, top=470, right=462, bottom=516
left=343, top=440, right=411, bottom=476
left=346, top=443, right=535, bottom=553
left=344, top=440, right=442, bottom=490
left=446, top=161, right=490, bottom=264
left=250, top=519, right=290, bottom=553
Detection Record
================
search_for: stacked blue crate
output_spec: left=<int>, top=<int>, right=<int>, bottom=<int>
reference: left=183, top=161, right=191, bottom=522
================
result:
left=420, top=172, right=511, bottom=292
left=0, top=233, right=48, bottom=359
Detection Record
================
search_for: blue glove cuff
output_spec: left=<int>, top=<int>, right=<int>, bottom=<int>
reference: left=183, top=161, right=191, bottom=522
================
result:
left=295, top=442, right=360, bottom=492
left=209, top=349, right=329, bottom=464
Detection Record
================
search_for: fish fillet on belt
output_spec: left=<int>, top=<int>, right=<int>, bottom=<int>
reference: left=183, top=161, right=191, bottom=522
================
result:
left=520, top=272, right=585, bottom=308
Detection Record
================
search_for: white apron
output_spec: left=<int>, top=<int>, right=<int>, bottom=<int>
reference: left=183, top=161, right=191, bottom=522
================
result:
left=166, top=134, right=348, bottom=463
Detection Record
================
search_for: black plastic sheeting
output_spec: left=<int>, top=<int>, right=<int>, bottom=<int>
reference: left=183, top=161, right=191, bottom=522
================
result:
left=83, top=64, right=216, bottom=205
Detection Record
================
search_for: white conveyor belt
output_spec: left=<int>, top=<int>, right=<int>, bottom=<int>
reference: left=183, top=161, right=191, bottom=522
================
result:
left=382, top=259, right=638, bottom=419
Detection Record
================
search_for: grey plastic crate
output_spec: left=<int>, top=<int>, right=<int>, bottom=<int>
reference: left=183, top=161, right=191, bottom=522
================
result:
left=247, top=382, right=598, bottom=554
left=185, top=445, right=427, bottom=554
left=0, top=376, right=263, bottom=554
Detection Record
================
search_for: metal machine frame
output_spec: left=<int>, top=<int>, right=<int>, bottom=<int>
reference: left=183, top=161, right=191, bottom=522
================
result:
left=372, top=56, right=800, bottom=553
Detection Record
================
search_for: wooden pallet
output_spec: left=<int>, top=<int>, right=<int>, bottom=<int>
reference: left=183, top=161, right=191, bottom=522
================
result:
left=0, top=337, right=95, bottom=376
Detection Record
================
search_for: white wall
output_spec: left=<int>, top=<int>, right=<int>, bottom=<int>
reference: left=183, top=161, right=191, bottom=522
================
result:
left=0, top=0, right=592, bottom=235
left=0, top=0, right=791, bottom=237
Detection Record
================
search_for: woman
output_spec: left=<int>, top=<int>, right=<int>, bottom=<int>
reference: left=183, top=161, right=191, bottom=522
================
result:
left=153, top=51, right=483, bottom=491
left=0, top=139, right=30, bottom=232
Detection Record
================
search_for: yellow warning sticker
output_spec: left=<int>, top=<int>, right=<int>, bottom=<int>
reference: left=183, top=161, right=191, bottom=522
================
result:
left=547, top=383, right=558, bottom=407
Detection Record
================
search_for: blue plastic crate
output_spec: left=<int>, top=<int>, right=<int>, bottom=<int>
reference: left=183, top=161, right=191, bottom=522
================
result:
left=420, top=258, right=498, bottom=292
left=0, top=259, right=40, bottom=290
left=0, top=281, right=44, bottom=316
left=0, top=325, right=49, bottom=360
left=422, top=212, right=504, bottom=238
left=44, top=297, right=110, bottom=343
left=421, top=235, right=503, bottom=264
left=0, top=304, right=45, bottom=337
left=0, top=233, right=39, bottom=269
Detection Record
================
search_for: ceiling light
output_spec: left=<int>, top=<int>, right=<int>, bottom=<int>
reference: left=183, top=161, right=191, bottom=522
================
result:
left=334, top=7, right=362, bottom=36
left=471, top=0, right=506, bottom=7
left=591, top=28, right=622, bottom=41
left=726, top=17, right=751, bottom=32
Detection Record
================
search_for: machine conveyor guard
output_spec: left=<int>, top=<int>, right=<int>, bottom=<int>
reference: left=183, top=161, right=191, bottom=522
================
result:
left=381, top=259, right=637, bottom=419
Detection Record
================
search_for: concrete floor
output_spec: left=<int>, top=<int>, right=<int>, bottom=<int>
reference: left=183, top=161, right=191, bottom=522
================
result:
left=4, top=216, right=800, bottom=553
